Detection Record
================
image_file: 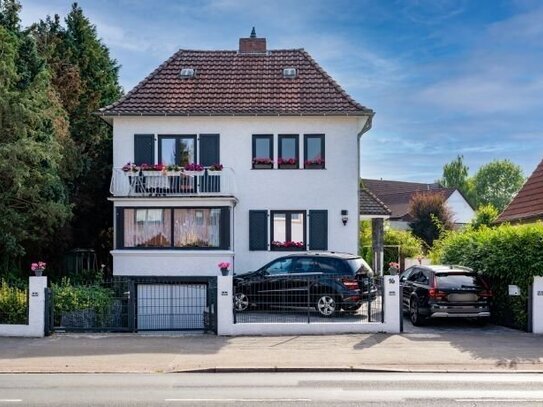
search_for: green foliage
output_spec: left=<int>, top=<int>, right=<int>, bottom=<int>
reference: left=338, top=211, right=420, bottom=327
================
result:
left=360, top=221, right=423, bottom=267
left=0, top=280, right=27, bottom=324
left=470, top=204, right=499, bottom=230
left=431, top=222, right=543, bottom=330
left=472, top=159, right=524, bottom=212
left=408, top=192, right=454, bottom=248
left=51, top=278, right=114, bottom=324
left=438, top=155, right=475, bottom=204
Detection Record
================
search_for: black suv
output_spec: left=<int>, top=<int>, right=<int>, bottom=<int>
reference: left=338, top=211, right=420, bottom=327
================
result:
left=400, top=265, right=492, bottom=326
left=233, top=253, right=375, bottom=317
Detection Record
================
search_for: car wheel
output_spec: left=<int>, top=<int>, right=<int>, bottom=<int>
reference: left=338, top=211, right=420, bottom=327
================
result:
left=409, top=298, right=425, bottom=326
left=233, top=292, right=249, bottom=312
left=315, top=294, right=337, bottom=317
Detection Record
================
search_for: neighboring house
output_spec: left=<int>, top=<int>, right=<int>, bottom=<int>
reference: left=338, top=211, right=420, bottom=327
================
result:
left=496, top=158, right=543, bottom=224
left=361, top=179, right=474, bottom=230
left=96, top=31, right=374, bottom=330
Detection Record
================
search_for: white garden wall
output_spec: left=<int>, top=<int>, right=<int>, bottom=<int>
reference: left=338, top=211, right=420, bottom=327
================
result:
left=533, top=276, right=543, bottom=334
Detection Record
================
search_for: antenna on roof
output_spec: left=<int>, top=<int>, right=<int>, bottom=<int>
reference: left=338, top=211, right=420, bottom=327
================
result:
left=250, top=27, right=256, bottom=38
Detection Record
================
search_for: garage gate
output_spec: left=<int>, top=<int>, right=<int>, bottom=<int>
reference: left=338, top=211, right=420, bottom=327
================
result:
left=137, top=283, right=207, bottom=331
left=47, top=278, right=217, bottom=333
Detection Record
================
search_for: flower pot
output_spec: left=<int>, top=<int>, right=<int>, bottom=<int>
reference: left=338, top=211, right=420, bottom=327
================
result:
left=184, top=170, right=204, bottom=177
left=34, top=269, right=43, bottom=277
left=304, top=163, right=324, bottom=169
left=279, top=164, right=298, bottom=169
left=220, top=268, right=229, bottom=276
left=253, top=163, right=273, bottom=169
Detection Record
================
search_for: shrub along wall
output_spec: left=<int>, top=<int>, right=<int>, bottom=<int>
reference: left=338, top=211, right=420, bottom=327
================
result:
left=0, top=280, right=28, bottom=324
left=432, top=222, right=543, bottom=330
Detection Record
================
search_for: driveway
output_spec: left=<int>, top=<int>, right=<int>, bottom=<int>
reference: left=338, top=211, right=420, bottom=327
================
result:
left=402, top=316, right=520, bottom=334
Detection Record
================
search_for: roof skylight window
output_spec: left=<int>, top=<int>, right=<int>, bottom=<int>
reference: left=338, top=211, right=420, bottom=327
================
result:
left=283, top=67, right=297, bottom=78
left=180, top=68, right=196, bottom=78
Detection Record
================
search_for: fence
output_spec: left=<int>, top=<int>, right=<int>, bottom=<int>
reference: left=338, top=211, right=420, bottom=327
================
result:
left=233, top=275, right=384, bottom=324
left=49, top=278, right=216, bottom=333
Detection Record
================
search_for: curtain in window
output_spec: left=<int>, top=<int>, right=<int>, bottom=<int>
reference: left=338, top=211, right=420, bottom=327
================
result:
left=174, top=208, right=220, bottom=248
left=123, top=209, right=172, bottom=247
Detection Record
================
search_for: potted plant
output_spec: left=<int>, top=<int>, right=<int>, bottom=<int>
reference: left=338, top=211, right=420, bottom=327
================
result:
left=387, top=262, right=400, bottom=275
left=166, top=164, right=182, bottom=176
left=278, top=157, right=298, bottom=169
left=121, top=162, right=139, bottom=173
left=218, top=261, right=231, bottom=276
left=208, top=163, right=223, bottom=175
left=184, top=163, right=205, bottom=176
left=141, top=163, right=165, bottom=176
left=304, top=158, right=325, bottom=169
left=31, top=261, right=46, bottom=277
left=252, top=157, right=273, bottom=169
left=271, top=240, right=305, bottom=251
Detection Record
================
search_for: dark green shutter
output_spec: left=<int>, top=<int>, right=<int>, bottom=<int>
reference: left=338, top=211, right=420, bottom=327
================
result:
left=249, top=210, right=268, bottom=251
left=220, top=207, right=231, bottom=250
left=115, top=207, right=124, bottom=249
left=134, top=134, right=154, bottom=165
left=309, top=210, right=328, bottom=250
left=199, top=134, right=220, bottom=166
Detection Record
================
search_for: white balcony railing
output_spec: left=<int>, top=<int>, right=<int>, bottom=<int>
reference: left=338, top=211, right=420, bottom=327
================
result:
left=110, top=167, right=237, bottom=197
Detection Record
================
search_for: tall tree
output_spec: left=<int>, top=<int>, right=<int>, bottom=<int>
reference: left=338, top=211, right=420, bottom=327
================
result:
left=32, top=3, right=122, bottom=260
left=472, top=160, right=524, bottom=212
left=408, top=192, right=454, bottom=248
left=438, top=154, right=475, bottom=205
left=0, top=23, right=71, bottom=273
left=0, top=0, right=20, bottom=32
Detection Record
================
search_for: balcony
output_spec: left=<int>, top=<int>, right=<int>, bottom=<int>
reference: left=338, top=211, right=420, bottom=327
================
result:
left=110, top=168, right=237, bottom=197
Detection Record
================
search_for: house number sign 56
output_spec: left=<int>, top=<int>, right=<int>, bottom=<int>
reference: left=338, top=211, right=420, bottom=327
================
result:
left=31, top=292, right=39, bottom=297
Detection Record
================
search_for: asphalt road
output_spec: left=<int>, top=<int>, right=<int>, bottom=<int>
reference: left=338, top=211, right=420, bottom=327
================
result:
left=1, top=372, right=543, bottom=406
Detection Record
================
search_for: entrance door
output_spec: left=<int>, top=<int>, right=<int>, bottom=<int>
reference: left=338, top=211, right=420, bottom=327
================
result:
left=137, top=283, right=207, bottom=331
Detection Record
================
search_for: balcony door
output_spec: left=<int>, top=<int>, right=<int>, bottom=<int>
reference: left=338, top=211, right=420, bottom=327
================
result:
left=158, top=135, right=197, bottom=166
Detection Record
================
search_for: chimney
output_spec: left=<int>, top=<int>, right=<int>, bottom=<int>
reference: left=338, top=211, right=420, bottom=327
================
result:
left=239, top=27, right=266, bottom=54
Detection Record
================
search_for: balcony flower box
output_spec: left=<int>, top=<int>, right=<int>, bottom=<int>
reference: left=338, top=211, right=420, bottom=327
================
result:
left=278, top=158, right=298, bottom=169
left=184, top=163, right=205, bottom=176
left=304, top=159, right=325, bottom=169
left=208, top=163, right=223, bottom=175
left=271, top=241, right=305, bottom=251
left=253, top=157, right=273, bottom=169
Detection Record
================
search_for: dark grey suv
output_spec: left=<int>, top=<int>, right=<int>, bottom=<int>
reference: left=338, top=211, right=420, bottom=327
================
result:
left=400, top=265, right=492, bottom=326
left=233, top=252, right=375, bottom=317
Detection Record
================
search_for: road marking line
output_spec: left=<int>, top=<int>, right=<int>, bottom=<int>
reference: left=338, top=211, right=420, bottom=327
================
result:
left=457, top=400, right=543, bottom=403
left=165, top=399, right=311, bottom=402
left=0, top=400, right=22, bottom=403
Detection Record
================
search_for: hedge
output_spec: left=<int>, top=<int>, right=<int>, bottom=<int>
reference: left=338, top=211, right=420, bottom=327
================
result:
left=431, top=222, right=543, bottom=330
left=0, top=280, right=28, bottom=324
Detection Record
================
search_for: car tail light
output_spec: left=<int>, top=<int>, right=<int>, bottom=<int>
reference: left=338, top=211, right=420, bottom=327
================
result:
left=428, top=288, right=447, bottom=300
left=341, top=278, right=359, bottom=290
left=479, top=289, right=493, bottom=298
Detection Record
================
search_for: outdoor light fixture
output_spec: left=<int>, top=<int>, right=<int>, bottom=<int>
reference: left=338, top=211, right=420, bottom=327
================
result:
left=341, top=210, right=348, bottom=225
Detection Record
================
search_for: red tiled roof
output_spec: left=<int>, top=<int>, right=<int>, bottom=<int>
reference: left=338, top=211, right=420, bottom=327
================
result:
left=98, top=49, right=372, bottom=116
left=361, top=179, right=458, bottom=220
left=496, top=158, right=543, bottom=223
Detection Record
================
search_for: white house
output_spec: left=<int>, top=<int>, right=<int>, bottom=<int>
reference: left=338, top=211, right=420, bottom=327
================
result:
left=361, top=179, right=474, bottom=230
left=97, top=30, right=374, bottom=331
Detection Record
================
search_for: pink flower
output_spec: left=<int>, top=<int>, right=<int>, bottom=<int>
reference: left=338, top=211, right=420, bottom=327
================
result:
left=218, top=262, right=230, bottom=270
left=31, top=261, right=46, bottom=272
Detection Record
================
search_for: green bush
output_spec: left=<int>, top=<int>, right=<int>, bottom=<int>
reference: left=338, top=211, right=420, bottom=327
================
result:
left=51, top=278, right=114, bottom=325
left=0, top=280, right=28, bottom=324
left=360, top=221, right=423, bottom=268
left=431, top=222, right=543, bottom=330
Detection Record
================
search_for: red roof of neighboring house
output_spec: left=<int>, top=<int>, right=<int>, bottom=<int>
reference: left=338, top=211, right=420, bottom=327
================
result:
left=359, top=188, right=391, bottom=216
left=361, top=179, right=458, bottom=220
left=496, top=158, right=543, bottom=223
left=98, top=45, right=372, bottom=116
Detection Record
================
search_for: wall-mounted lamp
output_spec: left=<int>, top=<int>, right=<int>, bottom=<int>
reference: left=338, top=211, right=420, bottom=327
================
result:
left=341, top=210, right=349, bottom=226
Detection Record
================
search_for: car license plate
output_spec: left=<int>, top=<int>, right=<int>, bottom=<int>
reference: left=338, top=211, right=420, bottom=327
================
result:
left=448, top=293, right=478, bottom=302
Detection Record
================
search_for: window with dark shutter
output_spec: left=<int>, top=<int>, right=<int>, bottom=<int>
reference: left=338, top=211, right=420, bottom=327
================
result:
left=200, top=134, right=220, bottom=166
left=134, top=134, right=155, bottom=165
left=308, top=210, right=328, bottom=250
left=249, top=210, right=268, bottom=250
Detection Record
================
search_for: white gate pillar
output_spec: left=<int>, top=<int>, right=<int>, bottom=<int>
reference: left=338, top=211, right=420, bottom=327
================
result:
left=384, top=275, right=401, bottom=333
left=532, top=277, right=543, bottom=334
left=217, top=275, right=234, bottom=335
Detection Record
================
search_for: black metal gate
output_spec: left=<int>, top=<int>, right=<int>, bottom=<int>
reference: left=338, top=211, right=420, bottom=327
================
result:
left=48, top=277, right=217, bottom=333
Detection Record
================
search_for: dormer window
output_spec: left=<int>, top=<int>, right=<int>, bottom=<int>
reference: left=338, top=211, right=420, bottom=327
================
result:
left=180, top=68, right=196, bottom=78
left=283, top=67, right=297, bottom=78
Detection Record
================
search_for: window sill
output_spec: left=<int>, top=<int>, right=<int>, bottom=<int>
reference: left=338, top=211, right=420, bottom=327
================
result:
left=270, top=247, right=306, bottom=252
left=111, top=249, right=234, bottom=256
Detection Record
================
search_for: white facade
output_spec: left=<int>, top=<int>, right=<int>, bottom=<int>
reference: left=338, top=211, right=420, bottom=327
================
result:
left=111, top=115, right=368, bottom=276
left=446, top=190, right=475, bottom=225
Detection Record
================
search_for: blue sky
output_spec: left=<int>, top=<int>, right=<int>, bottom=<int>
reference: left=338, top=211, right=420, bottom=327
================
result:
left=20, top=0, right=543, bottom=182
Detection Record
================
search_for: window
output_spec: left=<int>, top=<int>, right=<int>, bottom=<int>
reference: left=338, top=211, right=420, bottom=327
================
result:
left=315, top=258, right=347, bottom=275
left=124, top=208, right=171, bottom=248
left=292, top=258, right=316, bottom=273
left=174, top=208, right=221, bottom=248
left=304, top=134, right=325, bottom=169
left=261, top=257, right=294, bottom=275
left=117, top=207, right=229, bottom=250
left=270, top=210, right=306, bottom=251
left=278, top=134, right=299, bottom=169
left=159, top=135, right=196, bottom=166
left=252, top=135, right=273, bottom=168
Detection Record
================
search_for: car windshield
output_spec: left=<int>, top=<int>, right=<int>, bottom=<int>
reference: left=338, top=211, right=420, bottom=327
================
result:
left=346, top=258, right=372, bottom=275
left=436, top=273, right=484, bottom=289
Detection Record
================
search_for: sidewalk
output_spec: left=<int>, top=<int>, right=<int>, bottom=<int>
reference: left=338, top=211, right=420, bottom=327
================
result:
left=0, top=328, right=541, bottom=373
